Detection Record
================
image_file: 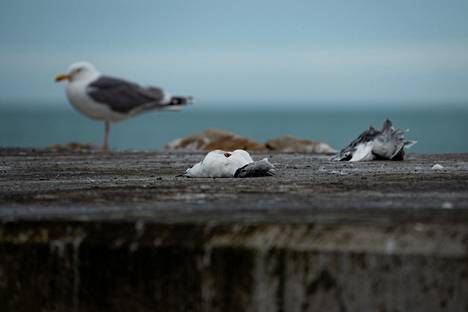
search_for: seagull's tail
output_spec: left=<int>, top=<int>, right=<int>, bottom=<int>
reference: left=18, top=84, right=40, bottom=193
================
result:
left=159, top=95, right=193, bottom=111
left=169, top=96, right=193, bottom=106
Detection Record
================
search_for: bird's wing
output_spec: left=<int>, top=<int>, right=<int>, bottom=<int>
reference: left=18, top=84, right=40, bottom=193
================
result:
left=373, top=119, right=416, bottom=159
left=234, top=158, right=275, bottom=178
left=350, top=142, right=375, bottom=161
left=86, top=76, right=167, bottom=114
left=333, top=127, right=381, bottom=161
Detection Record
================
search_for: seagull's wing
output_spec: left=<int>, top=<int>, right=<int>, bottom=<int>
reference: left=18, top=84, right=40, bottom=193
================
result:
left=87, top=76, right=167, bottom=114
left=234, top=158, right=275, bottom=178
left=332, top=126, right=381, bottom=161
left=373, top=118, right=417, bottom=160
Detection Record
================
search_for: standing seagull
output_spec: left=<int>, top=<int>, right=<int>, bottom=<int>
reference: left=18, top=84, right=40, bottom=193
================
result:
left=55, top=61, right=192, bottom=150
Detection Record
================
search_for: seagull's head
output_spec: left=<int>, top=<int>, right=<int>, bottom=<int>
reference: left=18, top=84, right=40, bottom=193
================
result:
left=55, top=62, right=99, bottom=83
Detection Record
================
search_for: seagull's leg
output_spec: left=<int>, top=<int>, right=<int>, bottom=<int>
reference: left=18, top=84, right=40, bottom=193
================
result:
left=102, top=121, right=110, bottom=151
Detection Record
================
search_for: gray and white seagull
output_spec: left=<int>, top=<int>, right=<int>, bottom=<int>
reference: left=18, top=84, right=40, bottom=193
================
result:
left=55, top=61, right=192, bottom=150
left=332, top=118, right=417, bottom=161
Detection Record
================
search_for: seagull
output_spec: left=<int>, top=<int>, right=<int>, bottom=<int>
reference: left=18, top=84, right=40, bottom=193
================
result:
left=55, top=61, right=192, bottom=150
left=185, top=149, right=275, bottom=178
left=333, top=118, right=417, bottom=161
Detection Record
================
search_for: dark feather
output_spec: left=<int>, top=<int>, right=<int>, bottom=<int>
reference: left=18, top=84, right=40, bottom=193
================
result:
left=87, top=76, right=170, bottom=114
left=234, top=159, right=275, bottom=178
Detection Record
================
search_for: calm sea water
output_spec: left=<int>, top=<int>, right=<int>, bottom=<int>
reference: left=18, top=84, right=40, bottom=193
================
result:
left=1, top=104, right=467, bottom=153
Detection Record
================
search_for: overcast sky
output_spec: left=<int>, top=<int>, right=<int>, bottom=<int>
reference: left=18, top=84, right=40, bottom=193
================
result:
left=1, top=0, right=467, bottom=107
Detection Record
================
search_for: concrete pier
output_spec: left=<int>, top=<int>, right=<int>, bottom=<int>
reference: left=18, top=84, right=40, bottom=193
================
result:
left=1, top=149, right=467, bottom=311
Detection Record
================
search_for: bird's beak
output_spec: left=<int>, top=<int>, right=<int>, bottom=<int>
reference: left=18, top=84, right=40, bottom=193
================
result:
left=55, top=74, right=69, bottom=82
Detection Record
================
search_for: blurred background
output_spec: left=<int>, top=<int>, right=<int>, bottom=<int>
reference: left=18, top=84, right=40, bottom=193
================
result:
left=0, top=0, right=467, bottom=152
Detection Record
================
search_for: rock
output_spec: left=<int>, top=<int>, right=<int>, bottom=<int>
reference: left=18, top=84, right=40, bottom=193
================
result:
left=165, top=129, right=336, bottom=154
left=165, top=129, right=265, bottom=151
left=265, top=136, right=337, bottom=154
left=47, top=142, right=98, bottom=152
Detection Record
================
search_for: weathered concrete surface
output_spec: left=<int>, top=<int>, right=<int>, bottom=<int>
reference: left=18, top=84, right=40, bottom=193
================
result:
left=0, top=149, right=468, bottom=311
left=1, top=149, right=467, bottom=221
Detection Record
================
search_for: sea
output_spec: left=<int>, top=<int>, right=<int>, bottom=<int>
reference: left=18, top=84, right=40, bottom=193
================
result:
left=1, top=102, right=467, bottom=153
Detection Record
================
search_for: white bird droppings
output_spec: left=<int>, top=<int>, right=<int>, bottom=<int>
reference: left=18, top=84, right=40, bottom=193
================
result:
left=431, top=164, right=444, bottom=170
left=385, top=239, right=396, bottom=254
left=442, top=202, right=454, bottom=209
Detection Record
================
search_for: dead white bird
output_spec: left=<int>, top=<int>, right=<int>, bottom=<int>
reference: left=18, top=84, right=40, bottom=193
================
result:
left=333, top=119, right=417, bottom=161
left=185, top=149, right=275, bottom=178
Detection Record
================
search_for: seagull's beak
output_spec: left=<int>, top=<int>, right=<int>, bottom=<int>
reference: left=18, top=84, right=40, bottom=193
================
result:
left=55, top=74, right=69, bottom=82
